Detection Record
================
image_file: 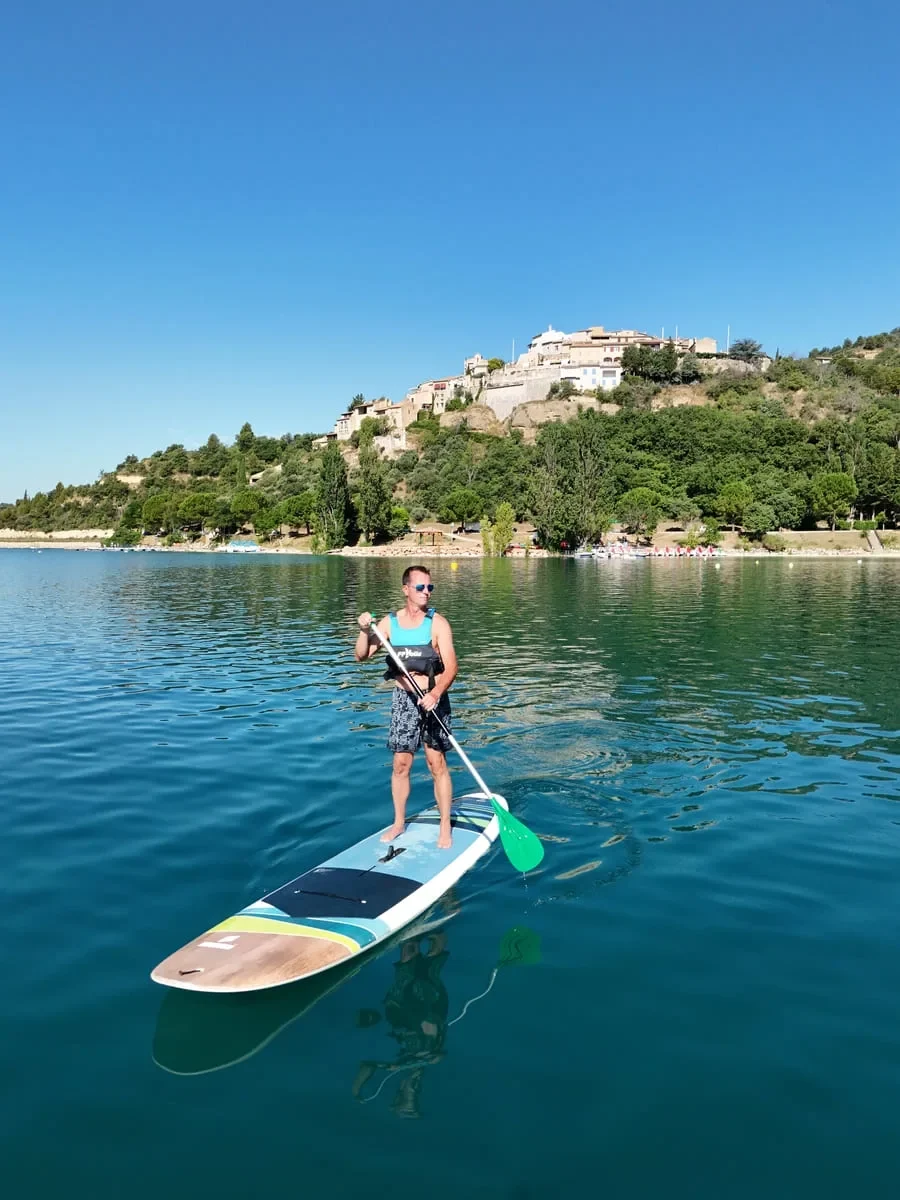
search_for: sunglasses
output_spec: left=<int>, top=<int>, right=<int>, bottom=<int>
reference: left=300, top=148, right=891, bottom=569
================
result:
left=412, top=583, right=435, bottom=592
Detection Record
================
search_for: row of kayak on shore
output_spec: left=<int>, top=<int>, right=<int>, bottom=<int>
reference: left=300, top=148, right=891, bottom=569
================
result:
left=574, top=545, right=724, bottom=560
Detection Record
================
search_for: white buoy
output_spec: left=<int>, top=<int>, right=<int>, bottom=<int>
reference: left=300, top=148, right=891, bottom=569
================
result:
left=788, top=563, right=794, bottom=569
left=714, top=563, right=721, bottom=570
left=857, top=559, right=862, bottom=564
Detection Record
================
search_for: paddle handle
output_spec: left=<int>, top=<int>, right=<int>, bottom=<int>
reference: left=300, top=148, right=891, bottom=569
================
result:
left=367, top=619, right=495, bottom=801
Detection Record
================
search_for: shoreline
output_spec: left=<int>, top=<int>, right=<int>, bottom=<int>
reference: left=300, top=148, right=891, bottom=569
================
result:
left=1, top=538, right=897, bottom=560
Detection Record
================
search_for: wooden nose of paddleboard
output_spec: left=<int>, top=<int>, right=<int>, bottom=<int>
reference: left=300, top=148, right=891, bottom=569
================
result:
left=151, top=924, right=354, bottom=993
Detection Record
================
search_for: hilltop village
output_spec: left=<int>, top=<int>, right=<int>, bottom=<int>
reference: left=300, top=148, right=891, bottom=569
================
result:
left=322, top=324, right=719, bottom=453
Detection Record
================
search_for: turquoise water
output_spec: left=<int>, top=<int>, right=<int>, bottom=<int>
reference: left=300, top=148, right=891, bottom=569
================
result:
left=2, top=550, right=900, bottom=1198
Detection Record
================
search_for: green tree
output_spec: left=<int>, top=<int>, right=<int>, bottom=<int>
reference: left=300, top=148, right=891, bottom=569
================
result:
left=253, top=436, right=282, bottom=463
left=356, top=445, right=392, bottom=542
left=235, top=422, right=256, bottom=454
left=729, top=338, right=764, bottom=362
left=742, top=501, right=776, bottom=537
left=389, top=505, right=411, bottom=539
left=772, top=489, right=806, bottom=529
left=767, top=357, right=813, bottom=390
left=441, top=486, right=483, bottom=526
left=405, top=409, right=441, bottom=447
left=700, top=518, right=721, bottom=544
left=674, top=496, right=702, bottom=529
left=608, top=377, right=660, bottom=408
left=480, top=515, right=494, bottom=554
left=231, top=488, right=262, bottom=522
left=210, top=499, right=239, bottom=537
left=811, top=471, right=857, bottom=530
left=856, top=442, right=898, bottom=519
left=570, top=411, right=613, bottom=542
left=621, top=345, right=647, bottom=376
left=252, top=506, right=281, bottom=540
left=142, top=493, right=175, bottom=532
left=659, top=341, right=678, bottom=380
left=546, top=379, right=577, bottom=399
left=473, top=431, right=531, bottom=518
left=747, top=470, right=808, bottom=529
left=106, top=525, right=141, bottom=546
left=446, top=387, right=474, bottom=412
left=357, top=416, right=390, bottom=446
left=350, top=394, right=366, bottom=411
left=592, top=509, right=615, bottom=541
left=622, top=344, right=679, bottom=383
left=278, top=491, right=315, bottom=533
left=194, top=434, right=228, bottom=476
left=490, top=501, right=515, bottom=555
left=679, top=354, right=703, bottom=383
left=220, top=451, right=248, bottom=488
left=177, top=492, right=216, bottom=529
left=715, top=480, right=754, bottom=529
left=529, top=422, right=577, bottom=548
left=618, top=487, right=662, bottom=538
left=487, top=357, right=505, bottom=373
left=161, top=443, right=190, bottom=474
left=121, top=498, right=143, bottom=527
left=316, top=442, right=355, bottom=548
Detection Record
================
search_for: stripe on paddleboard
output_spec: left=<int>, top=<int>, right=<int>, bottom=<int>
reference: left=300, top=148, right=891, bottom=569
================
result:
left=213, top=915, right=360, bottom=951
left=235, top=907, right=384, bottom=947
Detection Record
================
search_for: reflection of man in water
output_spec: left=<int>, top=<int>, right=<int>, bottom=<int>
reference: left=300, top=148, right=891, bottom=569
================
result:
left=352, top=932, right=449, bottom=1118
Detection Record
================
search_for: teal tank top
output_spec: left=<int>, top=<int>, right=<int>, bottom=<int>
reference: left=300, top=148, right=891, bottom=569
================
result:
left=389, top=608, right=434, bottom=646
left=385, top=609, right=445, bottom=681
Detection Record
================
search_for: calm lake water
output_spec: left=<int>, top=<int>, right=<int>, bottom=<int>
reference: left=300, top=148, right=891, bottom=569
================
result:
left=2, top=550, right=900, bottom=1198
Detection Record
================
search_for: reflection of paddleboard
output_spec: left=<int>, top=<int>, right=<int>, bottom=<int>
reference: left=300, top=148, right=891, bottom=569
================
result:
left=153, top=957, right=361, bottom=1075
left=151, top=793, right=503, bottom=994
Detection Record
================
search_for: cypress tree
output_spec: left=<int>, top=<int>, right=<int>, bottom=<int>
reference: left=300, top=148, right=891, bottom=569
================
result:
left=316, top=443, right=355, bottom=549
left=356, top=445, right=392, bottom=543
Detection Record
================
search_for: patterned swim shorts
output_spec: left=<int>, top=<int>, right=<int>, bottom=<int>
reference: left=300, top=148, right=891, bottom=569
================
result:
left=388, top=687, right=452, bottom=754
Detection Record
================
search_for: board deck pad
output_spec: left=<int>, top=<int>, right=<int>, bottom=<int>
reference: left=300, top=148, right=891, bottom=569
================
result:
left=151, top=793, right=502, bottom=994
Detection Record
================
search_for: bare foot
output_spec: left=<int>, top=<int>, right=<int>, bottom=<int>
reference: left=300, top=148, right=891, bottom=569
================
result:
left=437, top=824, right=452, bottom=850
left=381, top=823, right=405, bottom=843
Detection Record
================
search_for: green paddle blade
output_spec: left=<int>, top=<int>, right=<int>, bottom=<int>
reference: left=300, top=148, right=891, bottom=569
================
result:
left=497, top=925, right=542, bottom=968
left=490, top=798, right=545, bottom=873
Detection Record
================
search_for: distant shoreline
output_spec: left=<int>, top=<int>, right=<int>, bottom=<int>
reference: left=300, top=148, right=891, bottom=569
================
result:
left=1, top=538, right=896, bottom=560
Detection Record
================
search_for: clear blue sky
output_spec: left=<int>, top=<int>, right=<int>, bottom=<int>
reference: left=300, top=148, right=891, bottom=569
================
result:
left=2, top=0, right=898, bottom=499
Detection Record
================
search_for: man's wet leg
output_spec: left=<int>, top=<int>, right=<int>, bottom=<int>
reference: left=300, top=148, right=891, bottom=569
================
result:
left=383, top=752, right=413, bottom=841
left=424, top=744, right=452, bottom=848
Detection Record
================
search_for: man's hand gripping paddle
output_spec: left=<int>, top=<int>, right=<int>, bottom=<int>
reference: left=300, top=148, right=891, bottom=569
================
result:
left=367, top=619, right=544, bottom=873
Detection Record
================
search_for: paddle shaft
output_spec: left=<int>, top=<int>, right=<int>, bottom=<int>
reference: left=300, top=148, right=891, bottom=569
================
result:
left=367, top=620, right=494, bottom=800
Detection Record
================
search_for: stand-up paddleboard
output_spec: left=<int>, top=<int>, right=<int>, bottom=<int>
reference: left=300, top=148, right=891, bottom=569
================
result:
left=151, top=792, right=505, bottom=994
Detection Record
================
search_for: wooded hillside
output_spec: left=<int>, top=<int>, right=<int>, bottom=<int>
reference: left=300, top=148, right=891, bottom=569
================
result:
left=3, top=330, right=899, bottom=549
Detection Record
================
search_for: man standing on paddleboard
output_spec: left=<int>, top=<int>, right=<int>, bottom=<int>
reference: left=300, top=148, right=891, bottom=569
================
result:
left=355, top=565, right=458, bottom=849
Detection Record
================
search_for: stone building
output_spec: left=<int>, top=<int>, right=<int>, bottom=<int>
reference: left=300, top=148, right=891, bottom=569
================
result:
left=330, top=322, right=718, bottom=444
